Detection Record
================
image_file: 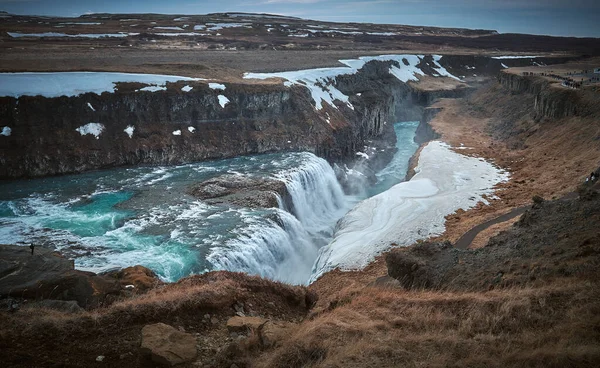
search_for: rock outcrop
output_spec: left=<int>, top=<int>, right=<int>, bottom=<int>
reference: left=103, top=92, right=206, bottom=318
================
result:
left=188, top=174, right=293, bottom=210
left=140, top=323, right=197, bottom=366
left=386, top=192, right=600, bottom=291
left=0, top=244, right=121, bottom=308
left=496, top=72, right=597, bottom=119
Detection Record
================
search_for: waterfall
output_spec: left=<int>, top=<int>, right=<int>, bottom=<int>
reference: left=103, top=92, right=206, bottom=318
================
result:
left=207, top=209, right=317, bottom=284
left=275, top=152, right=353, bottom=243
left=206, top=152, right=353, bottom=285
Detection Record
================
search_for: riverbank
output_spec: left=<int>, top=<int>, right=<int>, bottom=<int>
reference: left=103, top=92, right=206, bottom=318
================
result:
left=310, top=140, right=508, bottom=281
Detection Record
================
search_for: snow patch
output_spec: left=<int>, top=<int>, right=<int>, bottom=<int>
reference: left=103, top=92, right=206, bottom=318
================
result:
left=76, top=123, right=104, bottom=139
left=310, top=141, right=509, bottom=281
left=501, top=63, right=509, bottom=69
left=244, top=54, right=461, bottom=111
left=205, top=23, right=250, bottom=31
left=208, top=83, right=226, bottom=90
left=188, top=126, right=196, bottom=133
left=181, top=85, right=193, bottom=92
left=432, top=55, right=461, bottom=81
left=218, top=95, right=230, bottom=108
left=1, top=126, right=11, bottom=136
left=355, top=152, right=369, bottom=160
left=492, top=55, right=539, bottom=59
left=138, top=85, right=167, bottom=92
left=0, top=72, right=203, bottom=98
left=153, top=26, right=184, bottom=31
left=172, top=130, right=181, bottom=136
left=123, top=125, right=134, bottom=138
left=59, top=22, right=102, bottom=25
left=155, top=32, right=207, bottom=36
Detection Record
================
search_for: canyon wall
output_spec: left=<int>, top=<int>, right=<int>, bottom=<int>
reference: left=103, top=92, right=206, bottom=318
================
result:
left=496, top=72, right=597, bottom=119
left=0, top=61, right=426, bottom=179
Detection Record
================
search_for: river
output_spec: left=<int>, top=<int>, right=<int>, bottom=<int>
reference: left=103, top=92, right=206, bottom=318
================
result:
left=0, top=121, right=419, bottom=284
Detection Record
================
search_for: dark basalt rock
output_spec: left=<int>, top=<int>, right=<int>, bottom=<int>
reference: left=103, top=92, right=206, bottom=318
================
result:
left=188, top=174, right=294, bottom=210
left=0, top=244, right=121, bottom=308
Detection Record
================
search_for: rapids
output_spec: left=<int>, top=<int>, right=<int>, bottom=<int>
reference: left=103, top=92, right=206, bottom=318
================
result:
left=0, top=122, right=419, bottom=284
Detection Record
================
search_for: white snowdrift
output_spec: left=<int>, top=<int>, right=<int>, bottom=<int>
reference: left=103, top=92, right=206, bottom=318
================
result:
left=309, top=141, right=509, bottom=282
left=76, top=123, right=104, bottom=139
left=218, top=95, right=230, bottom=108
left=209, top=83, right=226, bottom=90
left=244, top=54, right=461, bottom=110
left=0, top=72, right=204, bottom=98
left=124, top=125, right=134, bottom=138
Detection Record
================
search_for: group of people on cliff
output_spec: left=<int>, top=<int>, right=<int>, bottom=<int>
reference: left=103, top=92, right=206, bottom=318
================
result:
left=522, top=70, right=600, bottom=89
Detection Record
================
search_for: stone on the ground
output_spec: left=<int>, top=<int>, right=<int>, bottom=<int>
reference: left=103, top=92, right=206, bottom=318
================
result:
left=226, top=316, right=267, bottom=333
left=140, top=323, right=197, bottom=366
left=260, top=321, right=291, bottom=348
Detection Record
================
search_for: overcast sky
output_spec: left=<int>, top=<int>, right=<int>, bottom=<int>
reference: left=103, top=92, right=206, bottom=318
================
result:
left=1, top=0, right=599, bottom=37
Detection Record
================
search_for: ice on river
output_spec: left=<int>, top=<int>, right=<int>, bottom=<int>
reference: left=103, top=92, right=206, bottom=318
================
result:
left=310, top=141, right=509, bottom=282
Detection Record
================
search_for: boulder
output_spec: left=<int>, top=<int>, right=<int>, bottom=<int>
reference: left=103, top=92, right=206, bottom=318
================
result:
left=105, top=265, right=161, bottom=291
left=0, top=244, right=120, bottom=308
left=140, top=323, right=197, bottom=366
left=226, top=316, right=267, bottom=333
left=188, top=174, right=293, bottom=210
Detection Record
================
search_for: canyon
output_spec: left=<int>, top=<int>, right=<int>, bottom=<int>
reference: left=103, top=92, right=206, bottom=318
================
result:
left=1, top=11, right=600, bottom=368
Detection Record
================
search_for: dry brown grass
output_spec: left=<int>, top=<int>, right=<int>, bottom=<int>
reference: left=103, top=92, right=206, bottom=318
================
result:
left=255, top=278, right=600, bottom=368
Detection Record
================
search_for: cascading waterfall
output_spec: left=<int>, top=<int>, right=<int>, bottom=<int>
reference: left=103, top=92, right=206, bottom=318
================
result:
left=207, top=153, right=354, bottom=285
left=0, top=122, right=419, bottom=285
left=207, top=209, right=318, bottom=284
left=275, top=153, right=353, bottom=240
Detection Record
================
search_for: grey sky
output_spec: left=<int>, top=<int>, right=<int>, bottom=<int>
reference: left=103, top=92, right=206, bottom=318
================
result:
left=1, top=0, right=599, bottom=37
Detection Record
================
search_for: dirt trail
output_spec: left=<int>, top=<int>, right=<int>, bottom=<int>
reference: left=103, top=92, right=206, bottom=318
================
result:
left=453, top=206, right=529, bottom=249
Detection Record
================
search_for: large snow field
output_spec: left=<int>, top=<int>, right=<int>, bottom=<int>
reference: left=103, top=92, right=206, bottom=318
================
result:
left=0, top=72, right=204, bottom=98
left=309, top=141, right=509, bottom=282
left=244, top=54, right=461, bottom=110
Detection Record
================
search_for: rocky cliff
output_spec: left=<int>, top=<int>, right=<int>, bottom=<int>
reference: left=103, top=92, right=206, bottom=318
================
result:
left=0, top=57, right=472, bottom=179
left=496, top=72, right=595, bottom=119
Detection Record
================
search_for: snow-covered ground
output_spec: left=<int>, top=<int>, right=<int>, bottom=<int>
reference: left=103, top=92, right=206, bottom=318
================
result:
left=491, top=56, right=540, bottom=59
left=7, top=32, right=139, bottom=38
left=244, top=54, right=461, bottom=110
left=0, top=72, right=203, bottom=98
left=309, top=141, right=509, bottom=282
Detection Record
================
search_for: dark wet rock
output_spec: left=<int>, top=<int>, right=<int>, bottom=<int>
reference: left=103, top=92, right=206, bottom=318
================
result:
left=0, top=244, right=120, bottom=308
left=188, top=174, right=293, bottom=210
